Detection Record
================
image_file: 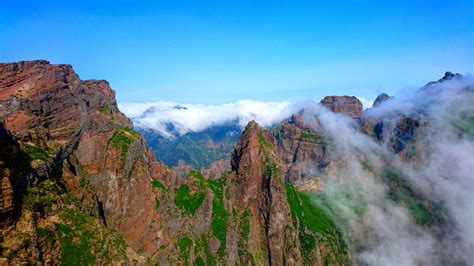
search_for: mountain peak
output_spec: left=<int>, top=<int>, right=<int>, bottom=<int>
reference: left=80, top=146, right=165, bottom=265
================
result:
left=442, top=71, right=462, bottom=81
left=320, top=95, right=363, bottom=119
left=245, top=120, right=262, bottom=131
left=424, top=71, right=464, bottom=87
left=372, top=93, right=391, bottom=107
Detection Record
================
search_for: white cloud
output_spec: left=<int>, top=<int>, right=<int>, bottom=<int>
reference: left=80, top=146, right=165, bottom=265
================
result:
left=118, top=100, right=301, bottom=138
left=299, top=76, right=474, bottom=265
left=356, top=96, right=375, bottom=110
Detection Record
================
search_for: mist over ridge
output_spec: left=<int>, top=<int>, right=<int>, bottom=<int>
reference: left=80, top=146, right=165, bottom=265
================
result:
left=292, top=73, right=474, bottom=265
left=119, top=97, right=375, bottom=138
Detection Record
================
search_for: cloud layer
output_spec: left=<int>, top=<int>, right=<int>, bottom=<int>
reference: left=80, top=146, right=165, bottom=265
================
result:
left=119, top=100, right=302, bottom=138
left=119, top=98, right=374, bottom=138
left=298, top=76, right=474, bottom=265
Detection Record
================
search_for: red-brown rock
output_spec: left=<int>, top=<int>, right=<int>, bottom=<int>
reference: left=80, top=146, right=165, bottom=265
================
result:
left=320, top=95, right=363, bottom=119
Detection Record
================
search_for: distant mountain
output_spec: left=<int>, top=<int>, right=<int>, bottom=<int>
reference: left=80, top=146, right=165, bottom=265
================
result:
left=123, top=100, right=298, bottom=175
left=139, top=123, right=242, bottom=174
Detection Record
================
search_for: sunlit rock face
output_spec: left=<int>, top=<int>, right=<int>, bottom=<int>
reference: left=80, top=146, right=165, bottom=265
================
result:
left=320, top=95, right=363, bottom=119
left=0, top=60, right=346, bottom=265
left=0, top=60, right=178, bottom=263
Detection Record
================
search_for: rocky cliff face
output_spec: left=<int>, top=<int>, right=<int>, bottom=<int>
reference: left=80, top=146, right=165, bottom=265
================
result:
left=3, top=60, right=464, bottom=265
left=0, top=60, right=178, bottom=263
left=272, top=114, right=327, bottom=183
left=0, top=61, right=350, bottom=265
left=320, top=96, right=363, bottom=119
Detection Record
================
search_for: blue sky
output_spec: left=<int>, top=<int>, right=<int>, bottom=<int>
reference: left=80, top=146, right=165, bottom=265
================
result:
left=1, top=0, right=473, bottom=104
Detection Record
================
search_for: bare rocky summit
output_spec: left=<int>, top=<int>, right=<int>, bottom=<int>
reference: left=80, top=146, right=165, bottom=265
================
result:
left=320, top=96, right=363, bottom=119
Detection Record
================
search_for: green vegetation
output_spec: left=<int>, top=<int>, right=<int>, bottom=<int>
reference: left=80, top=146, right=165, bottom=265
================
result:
left=312, top=181, right=368, bottom=226
left=264, top=163, right=279, bottom=177
left=285, top=183, right=349, bottom=264
left=257, top=133, right=273, bottom=150
left=99, top=105, right=110, bottom=115
left=127, top=163, right=135, bottom=180
left=174, top=184, right=206, bottom=215
left=239, top=209, right=251, bottom=242
left=190, top=170, right=228, bottom=257
left=79, top=177, right=87, bottom=188
left=151, top=178, right=168, bottom=191
left=185, top=171, right=228, bottom=259
left=196, top=235, right=216, bottom=266
left=383, top=166, right=438, bottom=225
left=23, top=180, right=59, bottom=211
left=110, top=127, right=140, bottom=160
left=238, top=209, right=254, bottom=264
left=23, top=143, right=49, bottom=161
left=188, top=170, right=205, bottom=180
left=453, top=116, right=474, bottom=137
left=361, top=159, right=373, bottom=172
left=383, top=166, right=437, bottom=225
left=57, top=207, right=127, bottom=265
left=178, top=236, right=193, bottom=266
left=23, top=180, right=127, bottom=265
left=141, top=124, right=241, bottom=169
left=194, top=256, right=206, bottom=266
left=209, top=178, right=228, bottom=257
left=274, top=126, right=287, bottom=140
left=300, top=131, right=321, bottom=141
left=57, top=209, right=96, bottom=265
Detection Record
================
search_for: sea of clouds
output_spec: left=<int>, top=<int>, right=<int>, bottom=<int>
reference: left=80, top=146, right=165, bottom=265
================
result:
left=119, top=97, right=373, bottom=138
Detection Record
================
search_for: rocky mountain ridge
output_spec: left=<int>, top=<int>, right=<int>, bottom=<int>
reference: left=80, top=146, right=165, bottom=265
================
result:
left=0, top=60, right=349, bottom=264
left=1, top=60, right=472, bottom=265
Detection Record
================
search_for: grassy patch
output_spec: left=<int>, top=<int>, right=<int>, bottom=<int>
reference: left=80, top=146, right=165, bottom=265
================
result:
left=194, top=256, right=205, bottom=266
left=300, top=131, right=321, bottom=141
left=285, top=183, right=349, bottom=264
left=110, top=127, right=140, bottom=160
left=257, top=133, right=273, bottom=150
left=383, top=166, right=436, bottom=225
left=264, top=163, right=279, bottom=177
left=238, top=209, right=254, bottom=263
left=453, top=116, right=474, bottom=137
left=151, top=178, right=168, bottom=191
left=186, top=171, right=228, bottom=259
left=196, top=235, right=216, bottom=266
left=23, top=143, right=49, bottom=161
left=23, top=180, right=127, bottom=264
left=99, top=105, right=110, bottom=115
left=210, top=181, right=227, bottom=257
left=188, top=170, right=205, bottom=180
left=178, top=236, right=193, bottom=266
left=57, top=207, right=127, bottom=264
left=57, top=220, right=95, bottom=265
left=174, top=184, right=206, bottom=215
left=79, top=177, right=87, bottom=188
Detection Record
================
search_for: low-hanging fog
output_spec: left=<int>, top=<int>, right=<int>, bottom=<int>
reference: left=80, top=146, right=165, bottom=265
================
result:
left=298, top=76, right=474, bottom=265
left=118, top=98, right=373, bottom=138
